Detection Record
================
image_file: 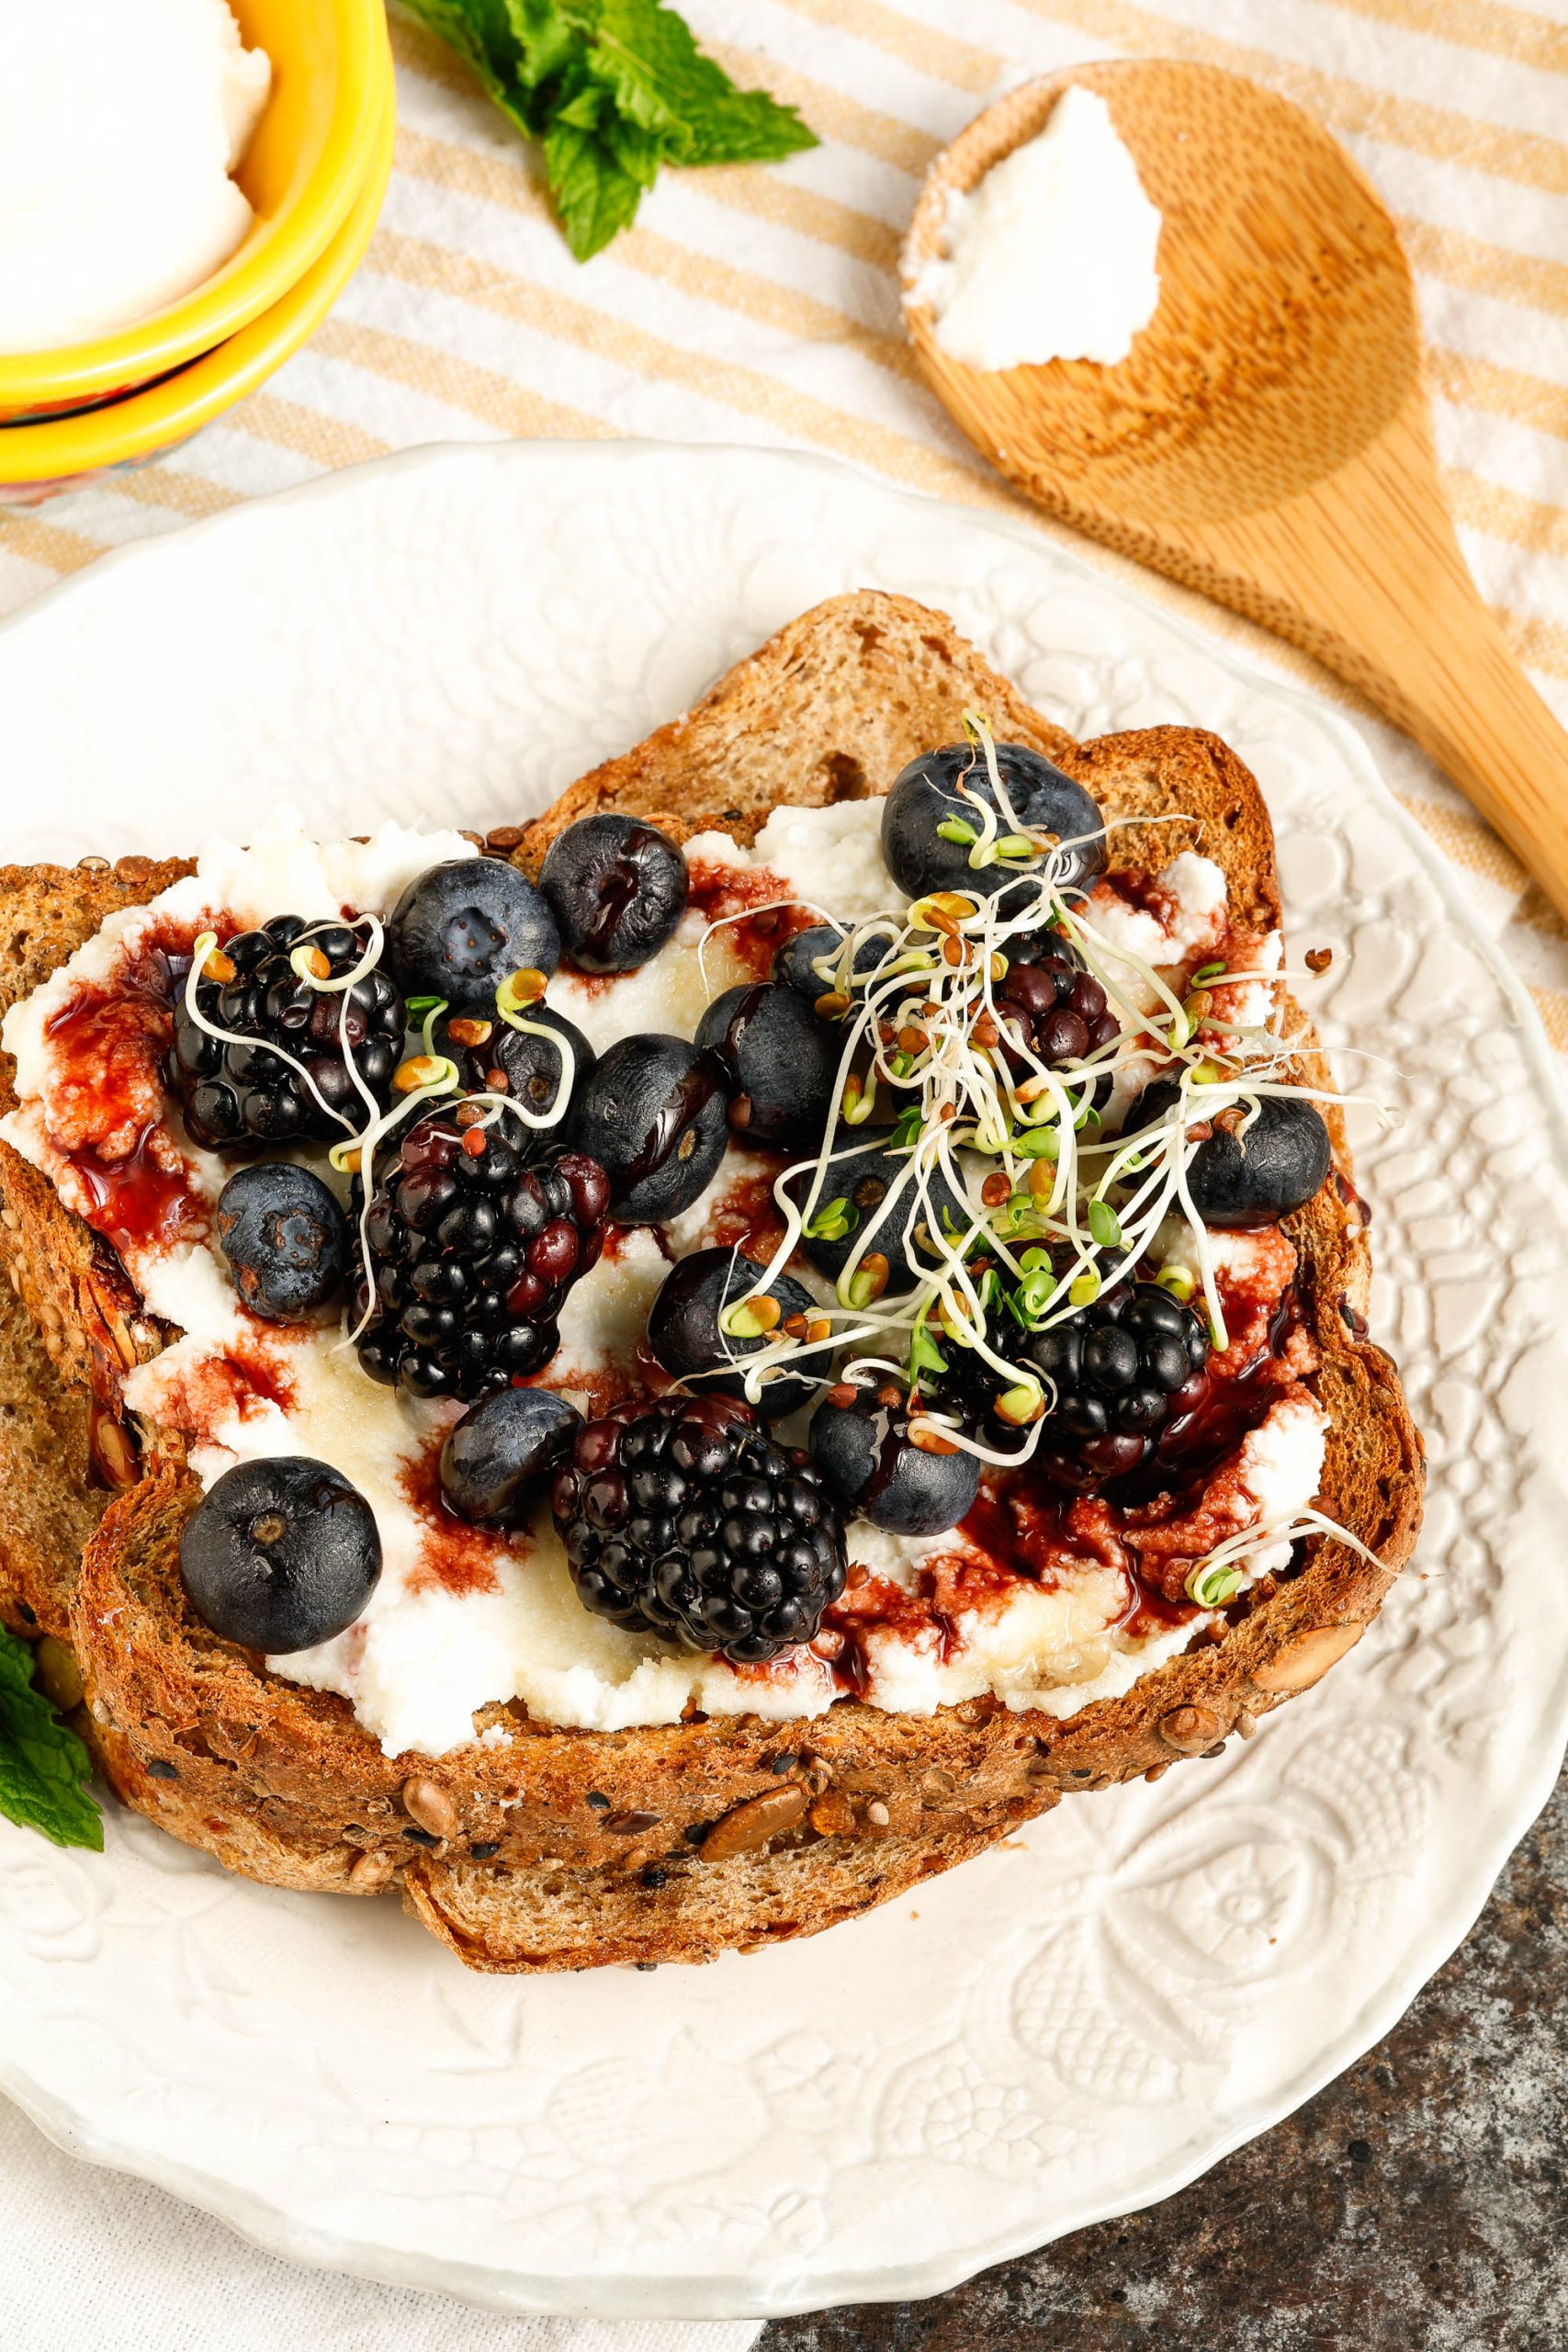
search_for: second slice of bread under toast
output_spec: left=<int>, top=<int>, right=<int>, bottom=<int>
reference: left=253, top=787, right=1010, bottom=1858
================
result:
left=0, top=592, right=1422, bottom=1970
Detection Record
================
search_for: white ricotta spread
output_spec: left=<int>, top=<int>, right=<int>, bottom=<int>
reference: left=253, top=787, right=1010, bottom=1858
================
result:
left=0, top=0, right=271, bottom=354
left=750, top=802, right=911, bottom=928
left=915, top=85, right=1162, bottom=372
left=1079, top=849, right=1280, bottom=1129
left=1087, top=852, right=1227, bottom=989
left=1230, top=1391, right=1327, bottom=1583
left=3, top=802, right=1321, bottom=1758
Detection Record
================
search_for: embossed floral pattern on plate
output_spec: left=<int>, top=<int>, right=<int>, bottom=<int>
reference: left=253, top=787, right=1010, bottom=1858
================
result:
left=0, top=443, right=1563, bottom=2319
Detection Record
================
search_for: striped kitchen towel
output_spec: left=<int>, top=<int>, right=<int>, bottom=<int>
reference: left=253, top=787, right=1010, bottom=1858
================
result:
left=2, top=0, right=1564, bottom=1056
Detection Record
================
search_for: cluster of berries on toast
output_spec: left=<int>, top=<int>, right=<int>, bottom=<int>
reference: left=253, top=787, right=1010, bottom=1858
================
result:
left=148, top=731, right=1344, bottom=1697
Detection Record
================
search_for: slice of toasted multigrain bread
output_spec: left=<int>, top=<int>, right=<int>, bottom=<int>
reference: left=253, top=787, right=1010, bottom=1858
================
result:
left=0, top=592, right=1422, bottom=1971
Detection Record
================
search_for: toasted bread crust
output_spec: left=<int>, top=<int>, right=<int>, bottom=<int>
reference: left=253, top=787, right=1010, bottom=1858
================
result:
left=0, top=594, right=1423, bottom=1969
left=0, top=1279, right=111, bottom=1644
left=513, top=591, right=1077, bottom=866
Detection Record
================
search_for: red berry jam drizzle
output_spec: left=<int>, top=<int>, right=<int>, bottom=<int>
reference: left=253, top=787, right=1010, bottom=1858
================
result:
left=701, top=1169, right=789, bottom=1261
left=400, top=1426, right=510, bottom=1598
left=40, top=914, right=220, bottom=1261
left=685, top=857, right=809, bottom=983
left=1090, top=867, right=1181, bottom=932
left=64, top=1126, right=205, bottom=1261
left=822, top=1547, right=1030, bottom=1699
left=143, top=1335, right=299, bottom=1451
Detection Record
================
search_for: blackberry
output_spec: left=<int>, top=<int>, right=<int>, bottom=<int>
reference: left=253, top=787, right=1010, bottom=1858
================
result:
left=353, top=1107, right=611, bottom=1399
left=170, top=915, right=404, bottom=1152
left=938, top=1281, right=1210, bottom=1491
left=552, top=1396, right=847, bottom=1664
left=994, top=932, right=1120, bottom=1075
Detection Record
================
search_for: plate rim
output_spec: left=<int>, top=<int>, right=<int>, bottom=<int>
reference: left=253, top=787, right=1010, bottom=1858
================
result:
left=0, top=435, right=1563, bottom=2320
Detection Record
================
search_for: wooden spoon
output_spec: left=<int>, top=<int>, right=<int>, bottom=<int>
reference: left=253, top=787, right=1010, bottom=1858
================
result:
left=903, top=60, right=1568, bottom=916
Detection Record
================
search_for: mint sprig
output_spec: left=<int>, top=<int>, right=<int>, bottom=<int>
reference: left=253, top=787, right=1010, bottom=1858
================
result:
left=0, top=1626, right=102, bottom=1852
left=398, top=0, right=818, bottom=259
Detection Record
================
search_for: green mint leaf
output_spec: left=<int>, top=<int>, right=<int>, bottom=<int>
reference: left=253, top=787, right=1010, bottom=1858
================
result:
left=505, top=0, right=586, bottom=87
left=544, top=119, right=649, bottom=259
left=581, top=0, right=817, bottom=167
left=400, top=0, right=814, bottom=263
left=0, top=1628, right=102, bottom=1852
left=398, top=0, right=549, bottom=138
left=552, top=78, right=608, bottom=131
left=549, top=51, right=662, bottom=183
left=602, top=110, right=665, bottom=189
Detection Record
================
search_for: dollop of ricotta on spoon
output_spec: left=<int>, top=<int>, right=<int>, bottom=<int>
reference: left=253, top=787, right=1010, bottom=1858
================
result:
left=917, top=85, right=1162, bottom=372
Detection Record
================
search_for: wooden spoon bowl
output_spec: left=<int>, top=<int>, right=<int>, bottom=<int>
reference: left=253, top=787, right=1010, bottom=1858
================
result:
left=903, top=61, right=1568, bottom=915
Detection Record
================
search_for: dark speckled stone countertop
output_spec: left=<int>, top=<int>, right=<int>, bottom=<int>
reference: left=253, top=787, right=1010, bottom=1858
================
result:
left=758, top=1770, right=1565, bottom=2352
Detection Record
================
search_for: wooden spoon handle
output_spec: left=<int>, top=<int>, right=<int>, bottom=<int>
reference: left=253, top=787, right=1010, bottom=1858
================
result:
left=1371, top=581, right=1568, bottom=911
left=1182, top=410, right=1568, bottom=914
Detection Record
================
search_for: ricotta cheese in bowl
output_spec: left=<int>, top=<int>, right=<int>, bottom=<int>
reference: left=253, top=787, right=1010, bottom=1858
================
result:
left=0, top=0, right=271, bottom=353
left=2, top=802, right=1325, bottom=1760
left=914, top=85, right=1162, bottom=371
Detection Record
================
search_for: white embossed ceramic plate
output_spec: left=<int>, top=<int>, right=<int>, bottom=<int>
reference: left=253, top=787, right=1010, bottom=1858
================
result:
left=0, top=444, right=1563, bottom=2319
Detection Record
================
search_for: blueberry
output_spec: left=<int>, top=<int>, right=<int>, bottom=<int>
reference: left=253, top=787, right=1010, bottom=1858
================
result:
left=539, top=814, right=689, bottom=974
left=214, top=1163, right=348, bottom=1321
left=1132, top=1079, right=1332, bottom=1227
left=565, top=1033, right=730, bottom=1222
left=386, top=857, right=560, bottom=1012
left=773, top=923, right=886, bottom=1000
left=786, top=1129, right=969, bottom=1296
left=694, top=983, right=842, bottom=1153
left=809, top=1383, right=978, bottom=1536
left=647, top=1246, right=818, bottom=1420
left=440, top=1387, right=583, bottom=1526
left=179, top=1457, right=380, bottom=1653
left=440, top=1001, right=595, bottom=1126
left=880, top=742, right=1107, bottom=902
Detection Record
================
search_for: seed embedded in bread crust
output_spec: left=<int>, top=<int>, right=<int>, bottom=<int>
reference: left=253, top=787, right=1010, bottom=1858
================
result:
left=1251, top=1623, right=1364, bottom=1692
left=348, top=1848, right=396, bottom=1893
left=808, top=1790, right=857, bottom=1838
left=704, top=1785, right=808, bottom=1860
left=401, top=1776, right=459, bottom=1841
left=1159, top=1702, right=1223, bottom=1752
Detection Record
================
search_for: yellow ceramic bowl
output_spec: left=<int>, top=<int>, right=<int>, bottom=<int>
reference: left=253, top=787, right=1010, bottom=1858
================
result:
left=0, top=76, right=393, bottom=504
left=0, top=0, right=391, bottom=424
